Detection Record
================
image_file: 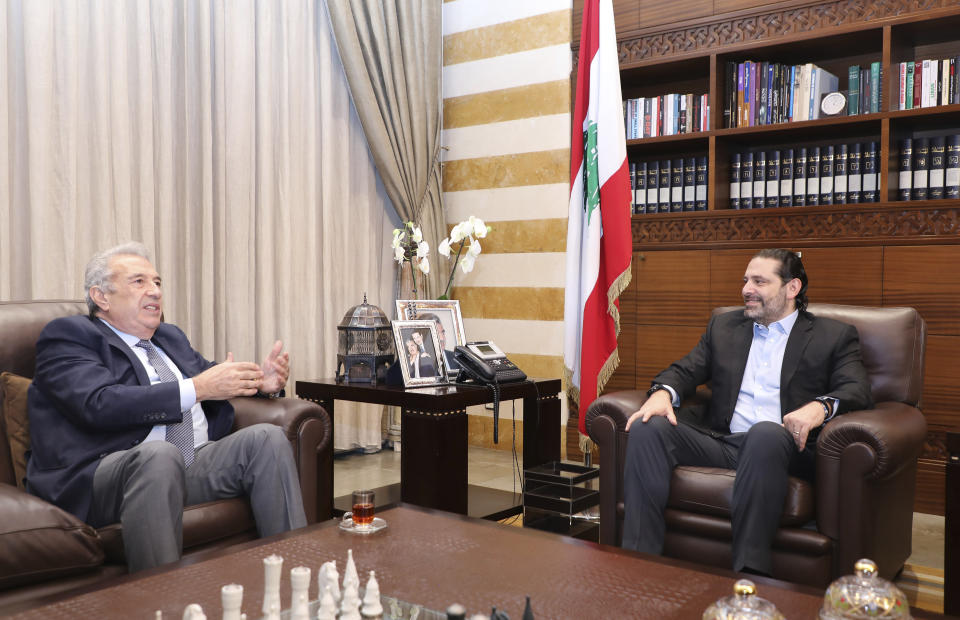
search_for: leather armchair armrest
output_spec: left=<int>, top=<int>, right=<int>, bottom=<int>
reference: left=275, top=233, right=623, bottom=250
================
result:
left=585, top=390, right=648, bottom=438
left=814, top=401, right=926, bottom=570
left=229, top=396, right=333, bottom=524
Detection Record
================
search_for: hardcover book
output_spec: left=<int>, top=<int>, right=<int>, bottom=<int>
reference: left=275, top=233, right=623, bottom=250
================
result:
left=740, top=152, right=754, bottom=208
left=834, top=144, right=848, bottom=204
left=899, top=138, right=913, bottom=201
left=636, top=162, right=647, bottom=213
left=730, top=153, right=741, bottom=209
left=695, top=156, right=708, bottom=210
left=848, top=143, right=862, bottom=203
left=806, top=146, right=821, bottom=206
left=671, top=158, right=684, bottom=211
left=929, top=136, right=946, bottom=199
left=848, top=65, right=860, bottom=115
left=862, top=141, right=878, bottom=202
left=659, top=158, right=671, bottom=211
left=793, top=147, right=807, bottom=206
left=947, top=134, right=960, bottom=199
left=683, top=157, right=696, bottom=211
left=753, top=150, right=766, bottom=208
left=766, top=149, right=781, bottom=208
left=646, top=160, right=659, bottom=213
left=820, top=145, right=835, bottom=205
left=912, top=137, right=929, bottom=200
left=780, top=148, right=794, bottom=207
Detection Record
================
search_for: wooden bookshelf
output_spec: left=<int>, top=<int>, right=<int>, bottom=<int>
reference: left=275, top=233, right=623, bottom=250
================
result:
left=569, top=0, right=960, bottom=514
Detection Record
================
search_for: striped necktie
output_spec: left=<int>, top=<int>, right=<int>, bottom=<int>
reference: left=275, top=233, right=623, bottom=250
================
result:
left=136, top=339, right=195, bottom=467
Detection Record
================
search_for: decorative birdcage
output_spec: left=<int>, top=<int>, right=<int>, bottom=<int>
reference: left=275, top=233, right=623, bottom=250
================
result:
left=336, top=294, right=395, bottom=384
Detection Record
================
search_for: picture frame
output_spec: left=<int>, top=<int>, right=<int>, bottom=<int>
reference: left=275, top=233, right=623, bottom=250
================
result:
left=395, top=300, right=466, bottom=378
left=392, top=319, right=448, bottom=387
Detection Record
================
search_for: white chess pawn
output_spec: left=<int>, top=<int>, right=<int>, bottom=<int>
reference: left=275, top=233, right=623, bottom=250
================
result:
left=340, top=578, right=362, bottom=620
left=290, top=566, right=311, bottom=620
left=221, top=583, right=243, bottom=620
left=361, top=570, right=383, bottom=618
left=264, top=598, right=281, bottom=620
left=316, top=588, right=337, bottom=620
left=262, top=555, right=284, bottom=617
left=182, top=604, right=207, bottom=620
left=343, top=549, right=360, bottom=592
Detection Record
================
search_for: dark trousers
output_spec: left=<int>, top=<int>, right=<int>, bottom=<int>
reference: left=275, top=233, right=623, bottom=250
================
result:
left=621, top=417, right=813, bottom=574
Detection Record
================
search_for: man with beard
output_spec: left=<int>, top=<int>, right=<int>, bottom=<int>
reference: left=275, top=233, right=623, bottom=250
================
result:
left=620, top=248, right=872, bottom=576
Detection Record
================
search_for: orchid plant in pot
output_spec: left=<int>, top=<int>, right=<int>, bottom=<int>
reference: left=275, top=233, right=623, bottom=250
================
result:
left=437, top=216, right=491, bottom=300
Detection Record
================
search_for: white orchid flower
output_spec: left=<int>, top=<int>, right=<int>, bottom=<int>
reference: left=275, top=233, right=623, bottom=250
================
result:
left=394, top=245, right=405, bottom=263
left=468, top=238, right=481, bottom=257
left=468, top=216, right=488, bottom=238
left=418, top=256, right=430, bottom=274
left=459, top=253, right=476, bottom=274
left=411, top=226, right=423, bottom=243
left=416, top=240, right=429, bottom=258
left=450, top=222, right=466, bottom=243
left=391, top=231, right=404, bottom=249
left=438, top=238, right=451, bottom=257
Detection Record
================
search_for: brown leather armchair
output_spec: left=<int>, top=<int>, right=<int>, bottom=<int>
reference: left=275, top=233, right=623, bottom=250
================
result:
left=586, top=304, right=927, bottom=587
left=0, top=300, right=333, bottom=612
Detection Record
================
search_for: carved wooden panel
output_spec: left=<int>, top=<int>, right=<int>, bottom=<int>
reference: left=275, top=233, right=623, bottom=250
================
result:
left=633, top=250, right=712, bottom=326
left=632, top=205, right=960, bottom=249
left=883, top=245, right=960, bottom=335
left=615, top=0, right=960, bottom=65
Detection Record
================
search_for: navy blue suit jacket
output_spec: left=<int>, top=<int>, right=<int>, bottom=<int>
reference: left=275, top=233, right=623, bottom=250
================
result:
left=26, top=315, right=234, bottom=522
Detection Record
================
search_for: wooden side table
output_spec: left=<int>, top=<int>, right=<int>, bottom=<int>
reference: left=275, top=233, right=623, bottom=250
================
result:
left=946, top=430, right=960, bottom=617
left=296, top=378, right=562, bottom=518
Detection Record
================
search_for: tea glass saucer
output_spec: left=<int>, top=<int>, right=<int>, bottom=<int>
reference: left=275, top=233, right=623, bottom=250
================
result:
left=339, top=516, right=387, bottom=534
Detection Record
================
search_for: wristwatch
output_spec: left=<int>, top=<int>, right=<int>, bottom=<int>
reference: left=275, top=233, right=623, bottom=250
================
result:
left=646, top=383, right=670, bottom=398
left=814, top=396, right=834, bottom=421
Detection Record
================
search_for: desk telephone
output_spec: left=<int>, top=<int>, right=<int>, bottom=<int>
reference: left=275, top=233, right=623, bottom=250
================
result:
left=454, top=341, right=527, bottom=445
left=454, top=341, right=527, bottom=385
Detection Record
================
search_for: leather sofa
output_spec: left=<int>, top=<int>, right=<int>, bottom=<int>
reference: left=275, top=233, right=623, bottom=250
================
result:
left=586, top=303, right=927, bottom=587
left=0, top=300, right=334, bottom=613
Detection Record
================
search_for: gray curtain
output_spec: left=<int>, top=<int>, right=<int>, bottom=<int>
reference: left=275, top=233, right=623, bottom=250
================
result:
left=325, top=0, right=445, bottom=298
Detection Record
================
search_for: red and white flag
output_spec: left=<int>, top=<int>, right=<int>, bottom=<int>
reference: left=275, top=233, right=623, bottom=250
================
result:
left=563, top=0, right=633, bottom=438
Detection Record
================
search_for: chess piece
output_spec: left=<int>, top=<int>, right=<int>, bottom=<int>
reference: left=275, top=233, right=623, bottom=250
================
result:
left=343, top=548, right=360, bottom=592
left=291, top=566, right=311, bottom=620
left=155, top=612, right=163, bottom=620
left=262, top=555, right=284, bottom=617
left=361, top=570, right=383, bottom=618
left=221, top=584, right=243, bottom=620
left=340, top=577, right=362, bottom=620
left=317, top=588, right=337, bottom=620
left=446, top=604, right=466, bottom=620
left=522, top=596, right=534, bottom=620
left=182, top=604, right=206, bottom=620
left=319, top=561, right=341, bottom=605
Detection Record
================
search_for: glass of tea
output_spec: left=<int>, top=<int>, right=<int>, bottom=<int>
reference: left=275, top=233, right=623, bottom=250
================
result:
left=343, top=489, right=375, bottom=529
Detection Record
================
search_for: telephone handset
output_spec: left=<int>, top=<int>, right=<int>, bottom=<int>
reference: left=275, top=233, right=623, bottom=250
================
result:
left=454, top=341, right=526, bottom=445
left=454, top=341, right=527, bottom=385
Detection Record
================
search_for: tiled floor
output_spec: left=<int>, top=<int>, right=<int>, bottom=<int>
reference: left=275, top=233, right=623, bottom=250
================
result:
left=334, top=447, right=945, bottom=610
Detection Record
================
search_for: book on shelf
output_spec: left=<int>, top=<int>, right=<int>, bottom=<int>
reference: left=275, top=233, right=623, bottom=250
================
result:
left=780, top=148, right=794, bottom=207
left=862, top=141, right=878, bottom=202
left=834, top=144, right=848, bottom=204
left=948, top=135, right=960, bottom=199
left=930, top=136, right=946, bottom=200
left=740, top=152, right=754, bottom=208
left=730, top=152, right=741, bottom=209
left=899, top=138, right=913, bottom=202
left=794, top=147, right=807, bottom=206
left=658, top=158, right=671, bottom=211
left=623, top=93, right=708, bottom=138
left=635, top=162, right=647, bottom=213
left=766, top=150, right=781, bottom=208
left=905, top=62, right=914, bottom=110
left=683, top=157, right=696, bottom=211
left=753, top=150, right=766, bottom=209
left=870, top=62, right=881, bottom=113
left=848, top=143, right=862, bottom=203
left=849, top=65, right=861, bottom=115
left=912, top=137, right=929, bottom=200
left=695, top=156, right=708, bottom=210
left=820, top=145, right=835, bottom=205
left=671, top=158, right=684, bottom=211
left=806, top=146, right=821, bottom=205
left=630, top=162, right=637, bottom=212
left=725, top=61, right=845, bottom=126
left=646, top=161, right=659, bottom=213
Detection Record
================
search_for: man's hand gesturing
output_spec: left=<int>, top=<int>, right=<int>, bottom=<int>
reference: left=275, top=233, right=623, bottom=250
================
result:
left=625, top=389, right=677, bottom=431
left=260, top=340, right=289, bottom=395
left=193, top=353, right=264, bottom=401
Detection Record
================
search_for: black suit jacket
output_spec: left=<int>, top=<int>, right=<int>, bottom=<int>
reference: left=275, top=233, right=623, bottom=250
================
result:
left=656, top=309, right=872, bottom=445
left=26, top=316, right=234, bottom=522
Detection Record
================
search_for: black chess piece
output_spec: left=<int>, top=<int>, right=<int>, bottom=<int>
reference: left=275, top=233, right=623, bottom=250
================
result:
left=522, top=596, right=534, bottom=620
left=490, top=607, right=510, bottom=620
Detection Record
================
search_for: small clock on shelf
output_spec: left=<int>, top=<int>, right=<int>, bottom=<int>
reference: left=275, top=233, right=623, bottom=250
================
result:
left=820, top=91, right=848, bottom=117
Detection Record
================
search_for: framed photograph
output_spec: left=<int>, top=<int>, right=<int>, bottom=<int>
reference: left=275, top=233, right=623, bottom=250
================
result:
left=392, top=319, right=448, bottom=387
left=395, top=300, right=466, bottom=377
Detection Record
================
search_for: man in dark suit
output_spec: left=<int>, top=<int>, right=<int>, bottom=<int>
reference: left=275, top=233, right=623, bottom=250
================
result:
left=622, top=248, right=872, bottom=576
left=26, top=242, right=306, bottom=572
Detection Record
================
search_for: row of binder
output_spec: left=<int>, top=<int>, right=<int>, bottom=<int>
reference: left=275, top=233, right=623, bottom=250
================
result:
left=629, top=158, right=708, bottom=214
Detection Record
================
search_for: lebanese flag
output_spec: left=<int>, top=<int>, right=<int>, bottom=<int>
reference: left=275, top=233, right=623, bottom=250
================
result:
left=563, top=0, right=633, bottom=437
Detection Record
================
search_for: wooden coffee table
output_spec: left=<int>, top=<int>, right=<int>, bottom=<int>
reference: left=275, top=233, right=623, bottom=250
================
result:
left=13, top=504, right=946, bottom=619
